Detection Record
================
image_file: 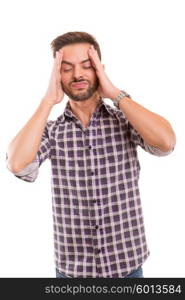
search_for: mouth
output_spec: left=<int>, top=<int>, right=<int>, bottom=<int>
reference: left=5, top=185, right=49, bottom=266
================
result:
left=71, top=81, right=88, bottom=89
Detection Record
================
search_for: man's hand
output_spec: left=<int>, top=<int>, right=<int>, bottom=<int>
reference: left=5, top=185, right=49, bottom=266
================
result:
left=88, top=45, right=120, bottom=100
left=43, top=49, right=64, bottom=105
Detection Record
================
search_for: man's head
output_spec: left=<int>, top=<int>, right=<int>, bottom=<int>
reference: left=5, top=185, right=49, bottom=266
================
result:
left=51, top=32, right=101, bottom=101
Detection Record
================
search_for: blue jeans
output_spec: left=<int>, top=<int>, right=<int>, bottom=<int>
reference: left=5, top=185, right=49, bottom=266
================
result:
left=56, top=266, right=143, bottom=278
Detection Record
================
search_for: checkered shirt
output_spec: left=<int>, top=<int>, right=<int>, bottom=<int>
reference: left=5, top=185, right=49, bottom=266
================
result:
left=9, top=98, right=174, bottom=277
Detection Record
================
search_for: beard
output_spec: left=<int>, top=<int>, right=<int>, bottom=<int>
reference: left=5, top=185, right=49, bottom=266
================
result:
left=62, top=78, right=99, bottom=102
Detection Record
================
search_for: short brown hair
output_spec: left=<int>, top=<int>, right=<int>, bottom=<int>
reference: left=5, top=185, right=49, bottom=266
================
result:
left=50, top=31, right=101, bottom=60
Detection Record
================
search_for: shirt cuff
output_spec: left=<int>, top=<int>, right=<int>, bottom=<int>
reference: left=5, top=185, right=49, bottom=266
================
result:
left=13, top=158, right=39, bottom=182
left=144, top=141, right=175, bottom=156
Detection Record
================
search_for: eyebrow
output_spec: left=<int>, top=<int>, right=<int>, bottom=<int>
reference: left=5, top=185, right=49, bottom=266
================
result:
left=61, top=59, right=91, bottom=66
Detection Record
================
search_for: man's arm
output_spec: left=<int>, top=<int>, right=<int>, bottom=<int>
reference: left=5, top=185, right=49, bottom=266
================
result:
left=6, top=100, right=54, bottom=173
left=6, top=49, right=64, bottom=173
left=111, top=91, right=176, bottom=152
left=88, top=45, right=176, bottom=152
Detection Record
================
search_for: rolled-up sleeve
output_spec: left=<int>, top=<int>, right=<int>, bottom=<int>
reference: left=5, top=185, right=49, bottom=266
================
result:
left=6, top=120, right=53, bottom=182
left=128, top=121, right=174, bottom=157
left=12, top=157, right=39, bottom=182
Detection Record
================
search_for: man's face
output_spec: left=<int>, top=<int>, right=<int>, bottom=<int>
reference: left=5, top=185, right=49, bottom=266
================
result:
left=60, top=43, right=99, bottom=101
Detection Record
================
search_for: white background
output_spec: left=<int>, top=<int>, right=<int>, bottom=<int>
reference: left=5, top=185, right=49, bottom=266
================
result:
left=0, top=0, right=184, bottom=277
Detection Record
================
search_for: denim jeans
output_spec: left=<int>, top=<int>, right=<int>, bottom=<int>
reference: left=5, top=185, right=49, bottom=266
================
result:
left=56, top=266, right=143, bottom=278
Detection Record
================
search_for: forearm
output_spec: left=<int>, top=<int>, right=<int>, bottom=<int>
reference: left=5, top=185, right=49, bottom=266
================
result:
left=112, top=91, right=176, bottom=151
left=6, top=98, right=54, bottom=173
left=87, top=47, right=176, bottom=151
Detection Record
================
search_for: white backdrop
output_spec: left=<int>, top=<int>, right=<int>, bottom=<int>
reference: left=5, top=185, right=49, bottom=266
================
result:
left=0, top=0, right=184, bottom=277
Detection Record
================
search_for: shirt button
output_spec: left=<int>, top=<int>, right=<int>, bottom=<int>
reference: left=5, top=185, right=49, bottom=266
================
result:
left=95, top=225, right=99, bottom=230
left=88, top=145, right=92, bottom=149
left=91, top=171, right=94, bottom=175
left=96, top=249, right=101, bottom=254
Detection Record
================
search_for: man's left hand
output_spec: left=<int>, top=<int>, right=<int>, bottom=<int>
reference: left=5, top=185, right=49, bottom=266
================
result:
left=88, top=45, right=120, bottom=100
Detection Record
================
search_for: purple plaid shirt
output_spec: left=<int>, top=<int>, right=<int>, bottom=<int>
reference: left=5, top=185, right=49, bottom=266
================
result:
left=8, top=98, right=174, bottom=277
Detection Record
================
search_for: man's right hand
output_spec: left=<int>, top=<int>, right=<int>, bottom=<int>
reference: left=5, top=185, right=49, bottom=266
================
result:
left=6, top=49, right=65, bottom=174
left=43, top=49, right=64, bottom=105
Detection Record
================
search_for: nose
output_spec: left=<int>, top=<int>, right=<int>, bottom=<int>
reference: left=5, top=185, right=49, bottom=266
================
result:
left=73, top=65, right=83, bottom=81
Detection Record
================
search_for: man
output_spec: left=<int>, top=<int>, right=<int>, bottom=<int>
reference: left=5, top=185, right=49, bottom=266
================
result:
left=6, top=31, right=176, bottom=278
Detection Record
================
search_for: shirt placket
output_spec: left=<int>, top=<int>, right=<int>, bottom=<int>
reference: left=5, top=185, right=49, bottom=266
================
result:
left=83, top=114, right=104, bottom=277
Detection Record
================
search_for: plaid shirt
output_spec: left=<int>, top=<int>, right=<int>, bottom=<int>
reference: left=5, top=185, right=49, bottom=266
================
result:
left=9, top=98, right=173, bottom=277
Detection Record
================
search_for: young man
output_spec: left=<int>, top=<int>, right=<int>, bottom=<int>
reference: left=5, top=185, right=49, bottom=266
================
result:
left=6, top=31, right=176, bottom=278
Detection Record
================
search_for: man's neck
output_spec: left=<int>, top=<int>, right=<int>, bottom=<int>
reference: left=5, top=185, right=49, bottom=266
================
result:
left=68, top=92, right=102, bottom=127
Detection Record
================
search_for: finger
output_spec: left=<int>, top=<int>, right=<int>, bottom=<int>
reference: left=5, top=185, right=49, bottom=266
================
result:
left=88, top=47, right=95, bottom=59
left=88, top=50, right=99, bottom=68
left=55, top=49, right=63, bottom=61
left=56, top=50, right=63, bottom=62
left=88, top=46, right=99, bottom=60
left=90, top=45, right=97, bottom=54
left=88, top=51, right=96, bottom=68
left=55, top=50, right=63, bottom=71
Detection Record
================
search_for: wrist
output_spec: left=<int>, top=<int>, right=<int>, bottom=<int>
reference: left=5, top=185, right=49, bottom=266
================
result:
left=109, top=88, right=122, bottom=101
left=111, top=89, right=131, bottom=108
left=40, top=98, right=54, bottom=110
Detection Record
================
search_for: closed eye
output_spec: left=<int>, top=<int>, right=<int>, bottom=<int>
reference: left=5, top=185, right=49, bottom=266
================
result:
left=83, top=65, right=92, bottom=69
left=63, top=69, right=72, bottom=72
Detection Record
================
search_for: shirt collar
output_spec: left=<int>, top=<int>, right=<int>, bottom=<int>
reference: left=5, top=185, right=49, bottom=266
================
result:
left=56, top=97, right=115, bottom=123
